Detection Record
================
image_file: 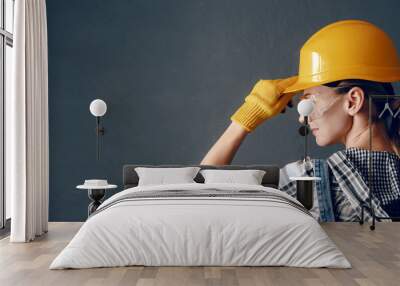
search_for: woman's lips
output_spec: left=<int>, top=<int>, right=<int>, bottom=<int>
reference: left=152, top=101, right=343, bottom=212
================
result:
left=311, top=128, right=319, bottom=135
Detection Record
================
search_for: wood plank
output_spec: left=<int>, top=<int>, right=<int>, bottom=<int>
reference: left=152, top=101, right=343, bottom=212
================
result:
left=0, top=222, right=399, bottom=286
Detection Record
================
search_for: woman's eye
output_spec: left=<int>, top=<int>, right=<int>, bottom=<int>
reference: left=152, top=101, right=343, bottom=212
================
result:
left=300, top=95, right=312, bottom=101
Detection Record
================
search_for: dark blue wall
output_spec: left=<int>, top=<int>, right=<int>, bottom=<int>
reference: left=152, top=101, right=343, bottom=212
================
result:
left=47, top=0, right=400, bottom=221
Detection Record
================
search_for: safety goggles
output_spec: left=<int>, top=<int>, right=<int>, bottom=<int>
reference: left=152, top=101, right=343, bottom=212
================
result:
left=297, top=86, right=350, bottom=120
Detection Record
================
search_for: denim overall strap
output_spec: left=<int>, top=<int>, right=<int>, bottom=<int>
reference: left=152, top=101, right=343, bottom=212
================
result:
left=313, top=159, right=335, bottom=222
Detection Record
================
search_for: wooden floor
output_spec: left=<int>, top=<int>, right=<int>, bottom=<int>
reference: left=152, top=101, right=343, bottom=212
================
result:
left=0, top=222, right=399, bottom=286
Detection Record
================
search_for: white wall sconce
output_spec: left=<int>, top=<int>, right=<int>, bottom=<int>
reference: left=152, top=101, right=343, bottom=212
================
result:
left=89, top=99, right=107, bottom=160
left=297, top=99, right=314, bottom=162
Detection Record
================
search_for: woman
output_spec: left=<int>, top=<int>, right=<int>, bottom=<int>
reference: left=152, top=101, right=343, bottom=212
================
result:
left=200, top=20, right=400, bottom=222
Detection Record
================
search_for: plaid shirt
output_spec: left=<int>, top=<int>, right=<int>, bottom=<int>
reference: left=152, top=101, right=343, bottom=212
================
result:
left=279, top=147, right=400, bottom=222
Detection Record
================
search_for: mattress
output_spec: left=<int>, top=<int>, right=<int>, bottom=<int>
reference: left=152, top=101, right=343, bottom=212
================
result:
left=50, top=183, right=351, bottom=269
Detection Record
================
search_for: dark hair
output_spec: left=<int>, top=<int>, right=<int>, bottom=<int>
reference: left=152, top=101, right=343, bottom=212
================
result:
left=323, top=79, right=400, bottom=150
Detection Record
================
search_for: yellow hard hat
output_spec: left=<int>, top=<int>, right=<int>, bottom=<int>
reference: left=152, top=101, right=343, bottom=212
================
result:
left=284, top=19, right=400, bottom=94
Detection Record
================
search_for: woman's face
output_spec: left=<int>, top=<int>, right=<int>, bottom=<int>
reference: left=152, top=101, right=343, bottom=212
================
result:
left=299, top=85, right=353, bottom=146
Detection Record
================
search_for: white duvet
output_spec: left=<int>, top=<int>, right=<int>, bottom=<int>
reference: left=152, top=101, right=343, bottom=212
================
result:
left=50, top=183, right=350, bottom=269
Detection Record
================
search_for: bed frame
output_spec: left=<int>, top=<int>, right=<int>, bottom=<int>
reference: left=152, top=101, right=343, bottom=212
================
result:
left=123, top=165, right=280, bottom=189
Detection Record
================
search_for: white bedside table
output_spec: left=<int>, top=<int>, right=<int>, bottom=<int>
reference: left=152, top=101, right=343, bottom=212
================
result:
left=76, top=179, right=117, bottom=217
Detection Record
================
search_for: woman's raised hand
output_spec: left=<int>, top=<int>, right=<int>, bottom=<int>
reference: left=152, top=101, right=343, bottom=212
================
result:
left=231, top=76, right=298, bottom=132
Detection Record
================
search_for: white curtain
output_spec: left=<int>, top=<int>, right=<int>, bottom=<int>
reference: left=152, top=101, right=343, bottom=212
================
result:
left=8, top=0, right=49, bottom=242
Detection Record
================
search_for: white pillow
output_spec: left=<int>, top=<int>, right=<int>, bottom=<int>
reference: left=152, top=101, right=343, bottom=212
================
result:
left=200, top=169, right=266, bottom=185
left=135, top=167, right=201, bottom=186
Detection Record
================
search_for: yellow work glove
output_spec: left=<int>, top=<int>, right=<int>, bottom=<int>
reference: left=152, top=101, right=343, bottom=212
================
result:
left=230, top=76, right=297, bottom=132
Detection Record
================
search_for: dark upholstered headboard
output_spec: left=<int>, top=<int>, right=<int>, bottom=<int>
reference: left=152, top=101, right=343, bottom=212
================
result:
left=123, top=165, right=280, bottom=189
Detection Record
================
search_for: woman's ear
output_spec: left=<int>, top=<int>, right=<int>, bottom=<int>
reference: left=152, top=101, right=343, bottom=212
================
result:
left=345, top=86, right=365, bottom=116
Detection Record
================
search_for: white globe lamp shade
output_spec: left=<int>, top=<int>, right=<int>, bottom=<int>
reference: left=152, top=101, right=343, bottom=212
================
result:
left=90, top=99, right=107, bottom=117
left=297, top=99, right=314, bottom=117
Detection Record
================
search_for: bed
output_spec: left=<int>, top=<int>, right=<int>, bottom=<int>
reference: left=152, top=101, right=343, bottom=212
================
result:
left=50, top=165, right=350, bottom=269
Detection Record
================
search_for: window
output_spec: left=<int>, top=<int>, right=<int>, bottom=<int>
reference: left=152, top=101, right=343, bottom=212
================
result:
left=0, top=0, right=14, bottom=230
